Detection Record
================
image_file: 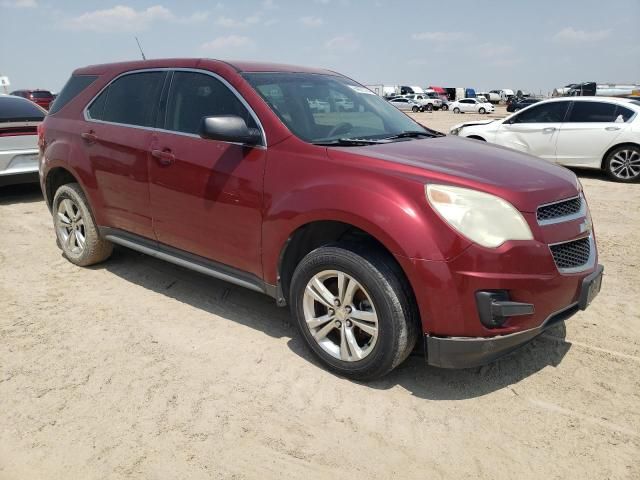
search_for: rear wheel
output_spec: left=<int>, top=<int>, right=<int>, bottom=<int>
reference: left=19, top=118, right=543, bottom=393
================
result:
left=53, top=183, right=113, bottom=266
left=441, top=104, right=449, bottom=111
left=604, top=145, right=640, bottom=182
left=290, top=245, right=418, bottom=380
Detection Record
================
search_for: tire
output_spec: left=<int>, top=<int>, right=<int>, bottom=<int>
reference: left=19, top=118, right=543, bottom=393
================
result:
left=604, top=145, right=640, bottom=183
left=478, top=107, right=486, bottom=114
left=52, top=183, right=113, bottom=266
left=290, top=244, right=419, bottom=380
left=453, top=107, right=460, bottom=114
left=425, top=104, right=433, bottom=112
left=412, top=106, right=419, bottom=112
left=514, top=108, right=521, bottom=112
left=441, top=104, right=449, bottom=111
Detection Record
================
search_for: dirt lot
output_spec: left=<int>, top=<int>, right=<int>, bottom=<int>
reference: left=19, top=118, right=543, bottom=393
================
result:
left=1, top=108, right=639, bottom=479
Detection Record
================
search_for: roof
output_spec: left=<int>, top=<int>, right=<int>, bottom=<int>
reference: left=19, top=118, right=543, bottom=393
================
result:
left=75, top=58, right=337, bottom=76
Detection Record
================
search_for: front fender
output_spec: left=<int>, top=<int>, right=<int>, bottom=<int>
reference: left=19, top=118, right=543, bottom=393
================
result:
left=261, top=146, right=470, bottom=284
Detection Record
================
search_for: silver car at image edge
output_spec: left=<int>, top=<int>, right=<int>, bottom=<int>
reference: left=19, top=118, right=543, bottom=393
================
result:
left=0, top=94, right=46, bottom=187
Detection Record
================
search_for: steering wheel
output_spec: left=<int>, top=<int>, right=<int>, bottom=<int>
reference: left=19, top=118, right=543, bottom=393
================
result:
left=327, top=122, right=353, bottom=138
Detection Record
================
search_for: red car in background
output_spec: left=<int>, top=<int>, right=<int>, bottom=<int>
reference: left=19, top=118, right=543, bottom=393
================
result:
left=38, top=59, right=603, bottom=379
left=10, top=89, right=55, bottom=110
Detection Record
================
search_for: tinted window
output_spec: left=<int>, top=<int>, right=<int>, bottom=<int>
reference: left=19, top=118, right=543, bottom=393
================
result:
left=92, top=71, right=165, bottom=127
left=511, top=101, right=569, bottom=123
left=164, top=72, right=257, bottom=135
left=87, top=89, right=107, bottom=120
left=31, top=91, right=53, bottom=99
left=0, top=96, right=45, bottom=122
left=616, top=106, right=635, bottom=122
left=49, top=75, right=97, bottom=115
left=568, top=101, right=618, bottom=123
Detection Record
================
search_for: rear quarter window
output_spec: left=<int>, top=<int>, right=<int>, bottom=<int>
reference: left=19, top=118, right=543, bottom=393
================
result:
left=49, top=75, right=97, bottom=115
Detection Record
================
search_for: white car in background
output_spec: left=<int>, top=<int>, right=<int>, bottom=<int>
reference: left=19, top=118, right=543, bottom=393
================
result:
left=0, top=94, right=46, bottom=187
left=388, top=97, right=424, bottom=112
left=450, top=97, right=640, bottom=182
left=449, top=98, right=495, bottom=114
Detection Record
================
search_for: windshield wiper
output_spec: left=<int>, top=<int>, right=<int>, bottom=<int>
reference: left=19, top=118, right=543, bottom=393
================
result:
left=383, top=129, right=445, bottom=140
left=312, top=137, right=389, bottom=146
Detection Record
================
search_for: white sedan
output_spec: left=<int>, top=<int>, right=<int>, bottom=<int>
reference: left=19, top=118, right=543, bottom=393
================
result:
left=450, top=97, right=640, bottom=182
left=449, top=98, right=495, bottom=114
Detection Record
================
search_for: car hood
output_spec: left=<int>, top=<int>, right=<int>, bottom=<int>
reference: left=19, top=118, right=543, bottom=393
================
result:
left=328, top=136, right=578, bottom=212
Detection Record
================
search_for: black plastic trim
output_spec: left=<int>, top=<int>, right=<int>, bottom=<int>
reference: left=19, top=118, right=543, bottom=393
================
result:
left=425, top=295, right=590, bottom=369
left=99, top=227, right=277, bottom=298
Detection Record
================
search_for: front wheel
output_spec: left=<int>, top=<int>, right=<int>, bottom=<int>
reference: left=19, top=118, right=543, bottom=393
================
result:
left=290, top=245, right=418, bottom=380
left=604, top=145, right=640, bottom=182
left=453, top=107, right=460, bottom=114
left=412, top=106, right=419, bottom=112
left=478, top=107, right=486, bottom=114
left=425, top=104, right=433, bottom=112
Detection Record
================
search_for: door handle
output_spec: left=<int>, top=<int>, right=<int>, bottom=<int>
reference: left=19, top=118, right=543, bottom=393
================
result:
left=151, top=149, right=175, bottom=166
left=81, top=131, right=97, bottom=143
left=605, top=126, right=621, bottom=131
left=542, top=127, right=556, bottom=133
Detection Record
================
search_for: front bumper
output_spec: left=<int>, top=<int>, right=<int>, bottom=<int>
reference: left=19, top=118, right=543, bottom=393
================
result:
left=426, top=264, right=603, bottom=368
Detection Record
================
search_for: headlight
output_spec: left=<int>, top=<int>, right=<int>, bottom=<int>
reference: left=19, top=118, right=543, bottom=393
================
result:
left=425, top=184, right=533, bottom=248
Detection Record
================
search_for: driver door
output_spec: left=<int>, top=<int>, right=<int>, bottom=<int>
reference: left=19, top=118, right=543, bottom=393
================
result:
left=148, top=70, right=266, bottom=277
left=495, top=101, right=570, bottom=162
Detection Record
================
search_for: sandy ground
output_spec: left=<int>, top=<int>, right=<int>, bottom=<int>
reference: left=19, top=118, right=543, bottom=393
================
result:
left=1, top=108, right=639, bottom=479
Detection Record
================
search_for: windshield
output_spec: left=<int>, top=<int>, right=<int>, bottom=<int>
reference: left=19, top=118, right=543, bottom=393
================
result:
left=243, top=72, right=426, bottom=144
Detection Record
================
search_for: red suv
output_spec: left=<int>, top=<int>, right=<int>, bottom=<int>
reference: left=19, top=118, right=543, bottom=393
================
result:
left=39, top=59, right=603, bottom=379
left=10, top=89, right=55, bottom=110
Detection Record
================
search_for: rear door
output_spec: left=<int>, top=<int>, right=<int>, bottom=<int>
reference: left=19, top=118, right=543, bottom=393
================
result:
left=83, top=70, right=167, bottom=238
left=495, top=101, right=570, bottom=162
left=556, top=101, right=632, bottom=168
left=459, top=99, right=475, bottom=112
left=148, top=70, right=266, bottom=277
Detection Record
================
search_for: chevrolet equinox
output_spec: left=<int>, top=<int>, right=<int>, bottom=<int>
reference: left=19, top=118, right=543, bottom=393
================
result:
left=39, top=59, right=603, bottom=379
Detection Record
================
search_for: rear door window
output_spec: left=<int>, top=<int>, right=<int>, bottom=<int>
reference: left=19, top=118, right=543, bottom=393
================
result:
left=511, top=101, right=570, bottom=123
left=49, top=75, right=97, bottom=114
left=568, top=101, right=618, bottom=123
left=87, top=71, right=166, bottom=127
left=163, top=71, right=258, bottom=136
left=0, top=96, right=45, bottom=122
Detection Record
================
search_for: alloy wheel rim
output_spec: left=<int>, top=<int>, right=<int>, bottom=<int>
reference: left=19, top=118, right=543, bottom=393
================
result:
left=302, top=270, right=378, bottom=362
left=55, top=199, right=86, bottom=255
left=610, top=149, right=640, bottom=180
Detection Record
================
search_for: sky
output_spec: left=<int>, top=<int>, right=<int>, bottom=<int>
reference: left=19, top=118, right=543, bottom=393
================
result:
left=1, top=0, right=639, bottom=94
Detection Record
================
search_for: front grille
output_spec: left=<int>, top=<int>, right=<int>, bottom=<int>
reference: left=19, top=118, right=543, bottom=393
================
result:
left=550, top=237, right=591, bottom=270
left=537, top=196, right=582, bottom=223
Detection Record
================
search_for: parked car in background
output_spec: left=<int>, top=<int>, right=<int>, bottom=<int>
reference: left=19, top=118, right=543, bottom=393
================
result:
left=449, top=98, right=495, bottom=114
left=506, top=97, right=541, bottom=112
left=10, top=89, right=55, bottom=110
left=39, top=59, right=604, bottom=380
left=0, top=94, right=46, bottom=186
left=450, top=97, right=640, bottom=182
left=388, top=97, right=424, bottom=112
left=404, top=94, right=441, bottom=111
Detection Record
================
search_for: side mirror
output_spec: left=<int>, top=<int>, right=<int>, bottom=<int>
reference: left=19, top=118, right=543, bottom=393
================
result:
left=199, top=115, right=262, bottom=145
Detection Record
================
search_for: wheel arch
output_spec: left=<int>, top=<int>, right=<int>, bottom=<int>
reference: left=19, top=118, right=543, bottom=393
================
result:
left=601, top=141, right=640, bottom=169
left=276, top=220, right=418, bottom=317
left=45, top=166, right=81, bottom=209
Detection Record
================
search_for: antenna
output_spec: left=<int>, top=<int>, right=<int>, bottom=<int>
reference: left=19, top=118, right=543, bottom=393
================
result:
left=135, top=36, right=147, bottom=60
